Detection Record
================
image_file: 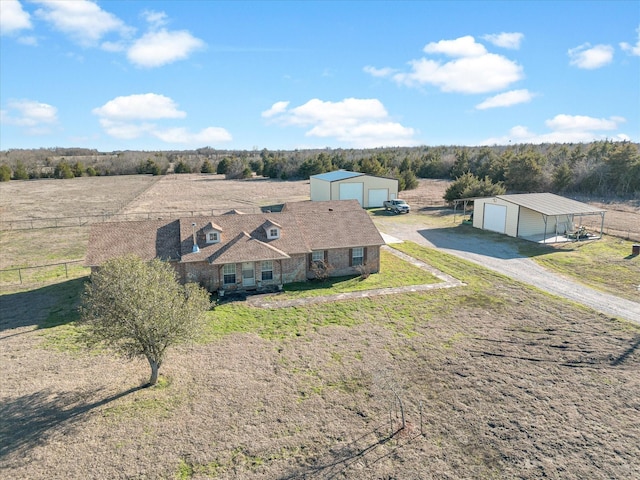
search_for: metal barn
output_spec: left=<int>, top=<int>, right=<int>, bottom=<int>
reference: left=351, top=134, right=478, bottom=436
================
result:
left=471, top=193, right=606, bottom=243
left=310, top=170, right=399, bottom=208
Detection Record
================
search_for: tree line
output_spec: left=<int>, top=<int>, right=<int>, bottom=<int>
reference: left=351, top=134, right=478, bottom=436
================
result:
left=1, top=141, right=639, bottom=198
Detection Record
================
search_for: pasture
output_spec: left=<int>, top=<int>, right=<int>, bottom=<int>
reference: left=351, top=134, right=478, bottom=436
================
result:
left=1, top=175, right=639, bottom=479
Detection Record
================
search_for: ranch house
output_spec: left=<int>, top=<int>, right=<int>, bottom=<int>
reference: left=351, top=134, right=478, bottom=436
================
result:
left=85, top=200, right=385, bottom=293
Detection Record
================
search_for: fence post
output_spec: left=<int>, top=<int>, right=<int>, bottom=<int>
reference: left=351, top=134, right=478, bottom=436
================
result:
left=65, top=263, right=69, bottom=278
left=18, top=268, right=22, bottom=284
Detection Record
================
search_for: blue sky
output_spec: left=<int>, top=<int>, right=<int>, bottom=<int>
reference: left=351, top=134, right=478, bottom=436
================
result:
left=1, top=0, right=638, bottom=151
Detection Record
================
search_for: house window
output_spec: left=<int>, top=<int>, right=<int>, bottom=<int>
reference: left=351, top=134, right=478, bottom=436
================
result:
left=269, top=228, right=279, bottom=239
left=352, top=247, right=364, bottom=266
left=207, top=232, right=219, bottom=243
left=261, top=260, right=273, bottom=281
left=312, top=251, right=325, bottom=263
left=223, top=264, right=236, bottom=285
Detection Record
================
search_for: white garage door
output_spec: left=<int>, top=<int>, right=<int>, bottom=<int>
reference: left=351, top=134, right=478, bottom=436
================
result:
left=339, top=182, right=363, bottom=206
left=483, top=204, right=507, bottom=233
left=368, top=188, right=388, bottom=208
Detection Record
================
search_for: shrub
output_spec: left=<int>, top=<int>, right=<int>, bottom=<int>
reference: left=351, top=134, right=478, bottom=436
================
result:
left=174, top=160, right=191, bottom=174
left=54, top=161, right=75, bottom=179
left=355, top=263, right=374, bottom=279
left=310, top=260, right=334, bottom=281
left=443, top=172, right=506, bottom=202
left=0, top=164, right=12, bottom=182
left=12, top=161, right=29, bottom=180
left=72, top=161, right=85, bottom=177
left=137, top=159, right=162, bottom=175
left=201, top=159, right=214, bottom=173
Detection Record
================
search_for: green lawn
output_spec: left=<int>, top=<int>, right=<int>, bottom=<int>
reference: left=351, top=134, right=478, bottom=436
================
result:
left=517, top=235, right=640, bottom=301
left=255, top=248, right=439, bottom=301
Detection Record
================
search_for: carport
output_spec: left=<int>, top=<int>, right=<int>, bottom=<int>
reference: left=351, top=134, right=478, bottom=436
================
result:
left=458, top=193, right=606, bottom=244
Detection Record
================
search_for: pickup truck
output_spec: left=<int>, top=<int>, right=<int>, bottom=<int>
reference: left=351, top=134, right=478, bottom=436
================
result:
left=383, top=199, right=410, bottom=214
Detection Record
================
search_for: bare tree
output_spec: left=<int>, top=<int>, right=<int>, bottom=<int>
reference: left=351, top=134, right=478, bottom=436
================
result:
left=80, top=255, right=211, bottom=386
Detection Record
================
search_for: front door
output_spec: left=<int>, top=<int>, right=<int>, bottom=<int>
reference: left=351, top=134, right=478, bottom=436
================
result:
left=242, top=262, right=255, bottom=287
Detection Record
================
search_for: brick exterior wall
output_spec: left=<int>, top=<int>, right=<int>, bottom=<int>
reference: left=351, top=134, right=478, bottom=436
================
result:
left=172, top=246, right=380, bottom=292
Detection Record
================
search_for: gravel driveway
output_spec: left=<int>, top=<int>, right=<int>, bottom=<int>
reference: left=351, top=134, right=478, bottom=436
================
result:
left=375, top=217, right=640, bottom=325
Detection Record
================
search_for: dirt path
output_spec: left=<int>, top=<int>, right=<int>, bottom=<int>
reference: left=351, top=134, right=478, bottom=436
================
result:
left=374, top=217, right=640, bottom=325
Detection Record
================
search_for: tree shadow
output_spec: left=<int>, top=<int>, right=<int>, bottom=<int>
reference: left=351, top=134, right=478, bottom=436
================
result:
left=278, top=423, right=422, bottom=479
left=0, top=277, right=86, bottom=335
left=610, top=335, right=640, bottom=366
left=0, top=385, right=143, bottom=459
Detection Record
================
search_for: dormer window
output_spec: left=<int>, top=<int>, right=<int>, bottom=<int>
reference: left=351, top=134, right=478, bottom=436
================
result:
left=263, top=220, right=282, bottom=240
left=204, top=221, right=223, bottom=244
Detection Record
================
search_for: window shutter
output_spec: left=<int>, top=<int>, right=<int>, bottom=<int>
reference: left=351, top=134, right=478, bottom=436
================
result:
left=324, top=250, right=328, bottom=263
left=308, top=253, right=312, bottom=268
left=349, top=248, right=353, bottom=267
left=363, top=247, right=368, bottom=264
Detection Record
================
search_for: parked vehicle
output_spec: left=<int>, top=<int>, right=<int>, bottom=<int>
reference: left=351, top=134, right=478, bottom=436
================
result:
left=383, top=199, right=410, bottom=214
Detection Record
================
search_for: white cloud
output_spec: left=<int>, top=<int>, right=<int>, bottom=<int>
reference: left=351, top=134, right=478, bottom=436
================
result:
left=152, top=127, right=232, bottom=144
left=394, top=53, right=523, bottom=94
left=261, top=101, right=290, bottom=118
left=423, top=35, right=487, bottom=57
left=93, top=93, right=230, bottom=146
left=0, top=0, right=32, bottom=35
left=18, top=35, right=38, bottom=46
left=482, top=32, right=524, bottom=50
left=262, top=98, right=417, bottom=148
left=97, top=119, right=155, bottom=140
left=363, top=65, right=396, bottom=77
left=367, top=36, right=523, bottom=94
left=29, top=2, right=203, bottom=67
left=127, top=29, right=205, bottom=68
left=620, top=26, right=640, bottom=56
left=2, top=99, right=58, bottom=126
left=481, top=114, right=627, bottom=145
left=545, top=114, right=620, bottom=132
left=475, top=89, right=534, bottom=110
left=33, top=0, right=131, bottom=46
left=568, top=43, right=614, bottom=69
left=92, top=94, right=186, bottom=120
left=142, top=10, right=169, bottom=29
left=1, top=99, right=58, bottom=135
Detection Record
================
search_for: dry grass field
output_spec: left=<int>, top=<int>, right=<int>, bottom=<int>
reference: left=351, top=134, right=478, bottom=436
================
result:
left=1, top=174, right=639, bottom=479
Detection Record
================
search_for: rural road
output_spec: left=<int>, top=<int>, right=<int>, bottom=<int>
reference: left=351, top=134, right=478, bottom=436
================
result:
left=376, top=218, right=640, bottom=325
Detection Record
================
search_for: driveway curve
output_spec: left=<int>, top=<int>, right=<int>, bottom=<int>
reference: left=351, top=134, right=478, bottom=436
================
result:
left=375, top=217, right=640, bottom=325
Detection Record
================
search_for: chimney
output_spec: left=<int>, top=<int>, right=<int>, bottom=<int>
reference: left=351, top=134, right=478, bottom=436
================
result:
left=191, top=223, right=199, bottom=253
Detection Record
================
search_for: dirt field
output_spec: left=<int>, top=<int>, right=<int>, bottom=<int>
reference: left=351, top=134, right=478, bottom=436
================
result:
left=1, top=174, right=640, bottom=479
left=1, top=174, right=638, bottom=240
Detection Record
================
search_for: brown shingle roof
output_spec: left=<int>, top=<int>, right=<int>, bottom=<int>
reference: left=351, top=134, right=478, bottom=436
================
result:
left=179, top=212, right=309, bottom=262
left=282, top=199, right=362, bottom=213
left=86, top=200, right=384, bottom=266
left=85, top=219, right=180, bottom=266
left=199, top=231, right=290, bottom=264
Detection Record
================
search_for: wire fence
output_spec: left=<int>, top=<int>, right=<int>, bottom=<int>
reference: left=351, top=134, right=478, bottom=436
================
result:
left=0, top=260, right=88, bottom=287
left=0, top=207, right=268, bottom=231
